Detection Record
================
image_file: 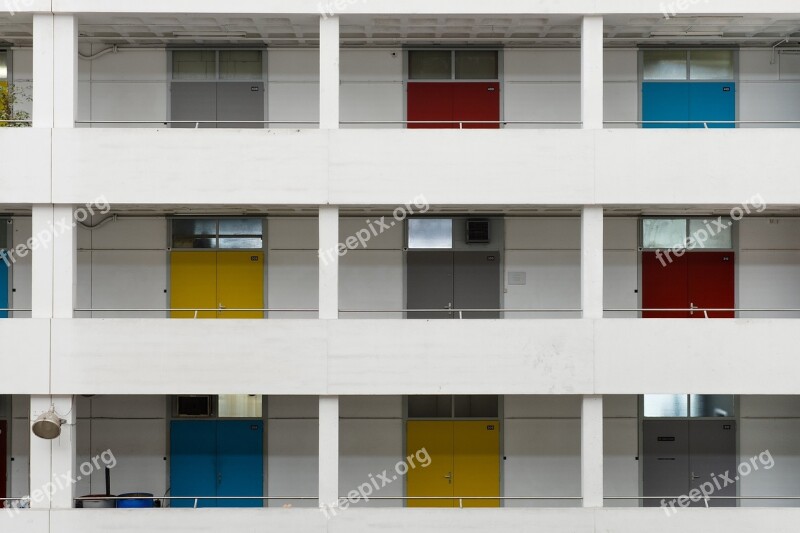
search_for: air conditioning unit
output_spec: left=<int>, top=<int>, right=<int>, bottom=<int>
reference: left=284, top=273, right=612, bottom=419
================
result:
left=466, top=218, right=490, bottom=244
left=176, top=395, right=212, bottom=417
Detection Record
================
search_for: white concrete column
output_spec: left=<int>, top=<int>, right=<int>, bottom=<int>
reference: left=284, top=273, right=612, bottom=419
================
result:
left=581, top=15, right=604, bottom=130
left=319, top=395, right=339, bottom=509
left=31, top=205, right=77, bottom=319
left=30, top=395, right=77, bottom=509
left=318, top=206, right=339, bottom=319
left=33, top=14, right=78, bottom=128
left=581, top=395, right=603, bottom=508
left=319, top=15, right=340, bottom=128
left=581, top=206, right=603, bottom=319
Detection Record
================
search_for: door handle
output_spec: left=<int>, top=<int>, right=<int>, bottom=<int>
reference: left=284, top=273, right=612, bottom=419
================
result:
left=689, top=302, right=697, bottom=316
left=218, top=473, right=223, bottom=485
left=218, top=303, right=227, bottom=310
left=691, top=472, right=701, bottom=480
left=444, top=472, right=452, bottom=484
left=444, top=303, right=452, bottom=309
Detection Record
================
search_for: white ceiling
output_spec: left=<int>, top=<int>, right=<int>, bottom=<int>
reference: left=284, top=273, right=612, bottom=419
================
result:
left=2, top=13, right=800, bottom=47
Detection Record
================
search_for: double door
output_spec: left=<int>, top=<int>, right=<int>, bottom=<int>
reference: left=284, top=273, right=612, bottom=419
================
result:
left=642, top=251, right=734, bottom=318
left=170, top=420, right=264, bottom=508
left=171, top=82, right=265, bottom=128
left=642, top=82, right=735, bottom=128
left=406, top=420, right=500, bottom=508
left=407, top=82, right=500, bottom=129
left=407, top=251, right=500, bottom=319
left=643, top=419, right=737, bottom=507
left=170, top=251, right=264, bottom=319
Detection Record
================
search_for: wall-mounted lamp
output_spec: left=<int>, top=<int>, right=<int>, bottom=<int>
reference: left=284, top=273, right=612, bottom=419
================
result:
left=31, top=408, right=66, bottom=440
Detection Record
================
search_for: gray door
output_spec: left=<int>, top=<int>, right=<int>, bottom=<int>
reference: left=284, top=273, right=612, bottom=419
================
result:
left=689, top=420, right=737, bottom=507
left=217, top=82, right=265, bottom=128
left=407, top=251, right=453, bottom=319
left=171, top=82, right=217, bottom=128
left=453, top=252, right=500, bottom=319
left=643, top=419, right=737, bottom=508
left=643, top=420, right=689, bottom=507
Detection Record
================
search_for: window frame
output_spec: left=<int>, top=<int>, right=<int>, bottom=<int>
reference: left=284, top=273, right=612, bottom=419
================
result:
left=406, top=49, right=501, bottom=82
left=169, top=48, right=266, bottom=82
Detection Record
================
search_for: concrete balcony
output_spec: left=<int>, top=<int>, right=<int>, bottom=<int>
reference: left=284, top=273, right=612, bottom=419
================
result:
left=0, top=319, right=51, bottom=394
left=42, top=128, right=800, bottom=207
left=48, top=318, right=800, bottom=395
left=4, top=507, right=800, bottom=533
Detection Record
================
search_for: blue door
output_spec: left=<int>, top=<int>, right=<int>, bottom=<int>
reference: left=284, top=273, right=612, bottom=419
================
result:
left=643, top=82, right=690, bottom=128
left=170, top=420, right=218, bottom=507
left=689, top=82, right=735, bottom=128
left=643, top=82, right=735, bottom=128
left=170, top=420, right=263, bottom=508
left=0, top=254, right=8, bottom=319
left=217, top=420, right=263, bottom=507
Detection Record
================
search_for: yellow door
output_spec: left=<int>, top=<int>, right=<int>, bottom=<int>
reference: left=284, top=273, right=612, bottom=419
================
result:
left=170, top=251, right=217, bottom=319
left=453, top=421, right=501, bottom=507
left=406, top=421, right=454, bottom=507
left=216, top=252, right=264, bottom=319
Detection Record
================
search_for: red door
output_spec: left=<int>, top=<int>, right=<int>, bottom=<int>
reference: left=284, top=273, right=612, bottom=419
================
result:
left=453, top=82, right=500, bottom=128
left=407, top=82, right=499, bottom=129
left=0, top=420, right=6, bottom=500
left=688, top=252, right=735, bottom=318
left=642, top=252, right=689, bottom=318
left=642, top=251, right=735, bottom=318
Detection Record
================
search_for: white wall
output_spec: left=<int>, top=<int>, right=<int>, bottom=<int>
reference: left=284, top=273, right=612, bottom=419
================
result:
left=739, top=218, right=800, bottom=318
left=739, top=49, right=800, bottom=127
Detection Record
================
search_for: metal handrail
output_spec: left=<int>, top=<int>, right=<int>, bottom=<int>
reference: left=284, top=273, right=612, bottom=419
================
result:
left=606, top=120, right=800, bottom=125
left=74, top=120, right=320, bottom=125
left=341, top=120, right=582, bottom=126
left=0, top=308, right=32, bottom=312
left=73, top=308, right=318, bottom=313
left=607, top=496, right=800, bottom=500
left=340, top=308, right=582, bottom=313
left=605, top=308, right=800, bottom=313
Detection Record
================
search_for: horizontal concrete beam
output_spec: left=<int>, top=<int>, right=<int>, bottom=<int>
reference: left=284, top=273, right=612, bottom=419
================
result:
left=46, top=128, right=800, bottom=207
left=47, top=318, right=800, bottom=395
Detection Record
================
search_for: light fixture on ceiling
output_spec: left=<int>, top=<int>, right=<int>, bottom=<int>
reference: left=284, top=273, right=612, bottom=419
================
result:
left=172, top=31, right=248, bottom=38
left=650, top=31, right=725, bottom=37
left=31, top=408, right=66, bottom=440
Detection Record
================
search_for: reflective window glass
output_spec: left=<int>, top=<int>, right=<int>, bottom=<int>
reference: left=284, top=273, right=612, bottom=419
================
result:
left=173, top=50, right=217, bottom=80
left=408, top=219, right=453, bottom=249
left=690, top=395, right=735, bottom=417
left=408, top=396, right=452, bottom=418
left=219, top=50, right=262, bottom=80
left=688, top=218, right=733, bottom=249
left=0, top=51, right=7, bottom=80
left=690, top=50, right=734, bottom=80
left=642, top=218, right=687, bottom=249
left=455, top=51, right=498, bottom=80
left=218, top=394, right=263, bottom=418
left=644, top=394, right=689, bottom=417
left=409, top=50, right=452, bottom=80
left=643, top=50, right=688, bottom=80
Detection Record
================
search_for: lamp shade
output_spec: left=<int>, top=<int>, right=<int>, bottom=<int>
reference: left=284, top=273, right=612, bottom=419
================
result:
left=32, top=409, right=65, bottom=440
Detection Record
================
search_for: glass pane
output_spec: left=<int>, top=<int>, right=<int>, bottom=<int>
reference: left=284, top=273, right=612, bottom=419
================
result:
left=219, top=218, right=262, bottom=236
left=643, top=50, right=688, bottom=80
left=690, top=395, right=734, bottom=417
left=409, top=50, right=452, bottom=80
left=172, top=50, right=216, bottom=80
left=0, top=51, right=7, bottom=80
left=0, top=219, right=8, bottom=249
left=690, top=50, right=734, bottom=80
left=218, top=237, right=263, bottom=249
left=408, top=219, right=453, bottom=249
left=219, top=50, right=262, bottom=80
left=644, top=394, right=688, bottom=417
left=172, top=219, right=217, bottom=248
left=642, top=218, right=687, bottom=249
left=687, top=218, right=733, bottom=249
left=454, top=395, right=499, bottom=418
left=455, top=51, right=498, bottom=80
left=408, top=396, right=452, bottom=418
left=218, top=394, right=263, bottom=418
